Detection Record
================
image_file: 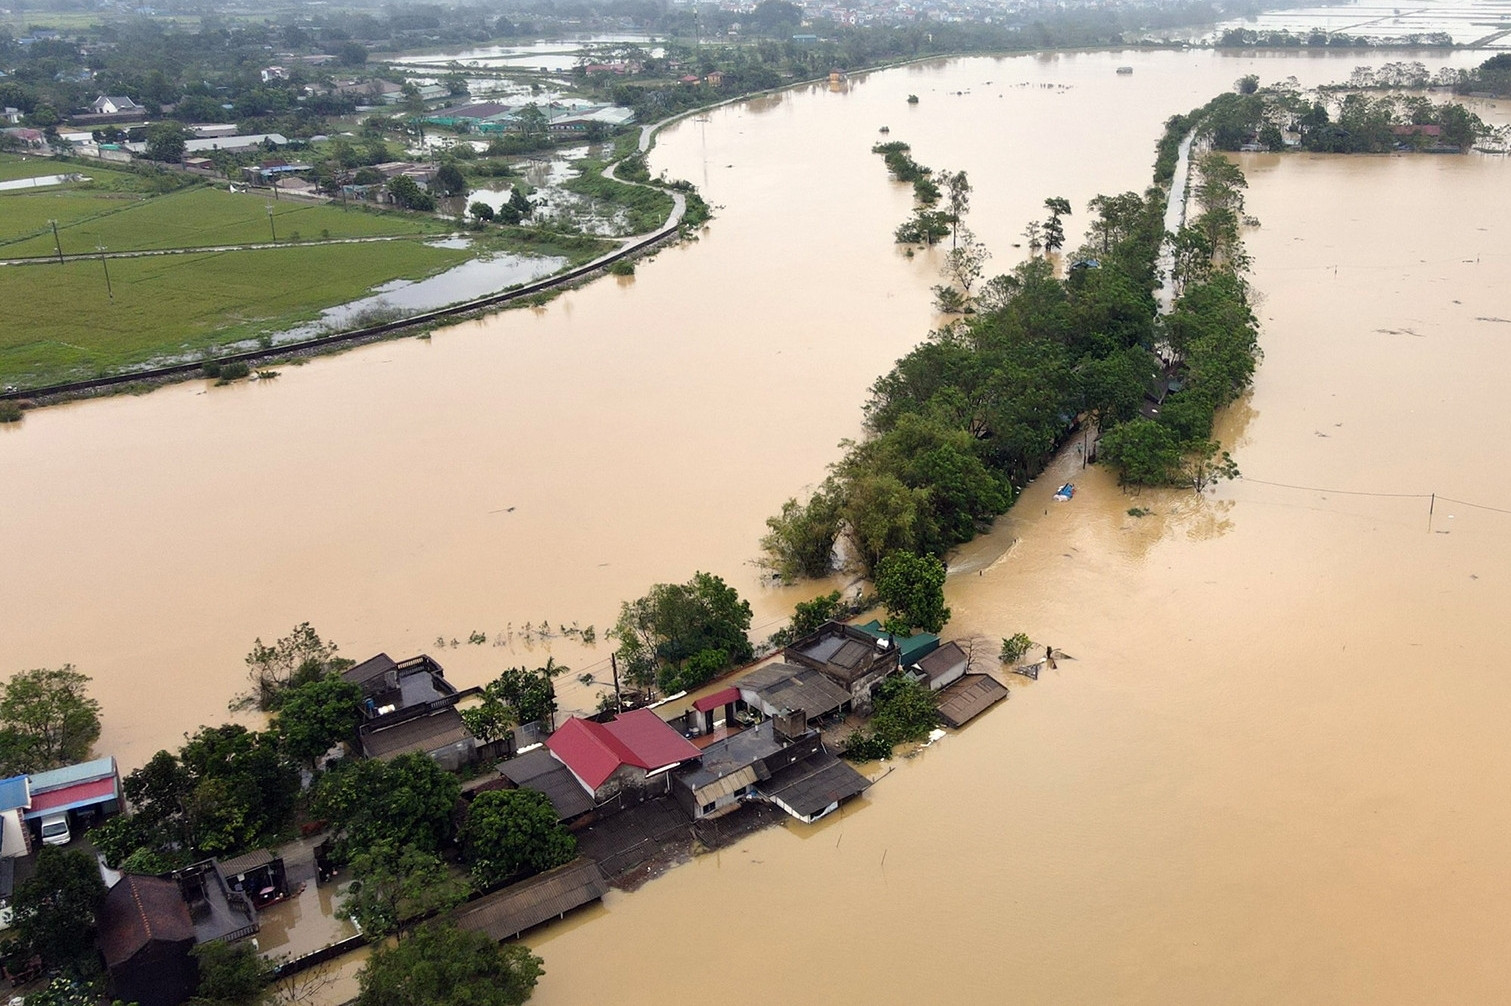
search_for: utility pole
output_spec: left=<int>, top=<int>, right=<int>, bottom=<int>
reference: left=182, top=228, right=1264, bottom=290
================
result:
left=266, top=206, right=277, bottom=243
left=610, top=652, right=623, bottom=714
left=98, top=246, right=112, bottom=299
left=49, top=219, right=63, bottom=265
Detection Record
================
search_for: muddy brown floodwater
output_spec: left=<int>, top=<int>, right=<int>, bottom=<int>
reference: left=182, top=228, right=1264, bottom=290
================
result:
left=1, top=44, right=1508, bottom=1002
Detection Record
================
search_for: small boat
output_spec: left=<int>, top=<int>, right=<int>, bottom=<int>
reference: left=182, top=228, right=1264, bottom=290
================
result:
left=1053, top=483, right=1075, bottom=501
left=1116, top=66, right=1134, bottom=75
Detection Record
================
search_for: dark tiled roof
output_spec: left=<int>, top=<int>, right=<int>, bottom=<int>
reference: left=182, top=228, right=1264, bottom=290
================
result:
left=360, top=706, right=472, bottom=759
left=216, top=849, right=277, bottom=877
left=738, top=663, right=849, bottom=719
left=915, top=641, right=968, bottom=684
left=499, top=749, right=594, bottom=821
left=343, top=653, right=397, bottom=689
left=450, top=859, right=608, bottom=941
left=676, top=720, right=784, bottom=793
left=98, top=875, right=194, bottom=968
left=759, top=751, right=870, bottom=819
left=935, top=673, right=1009, bottom=728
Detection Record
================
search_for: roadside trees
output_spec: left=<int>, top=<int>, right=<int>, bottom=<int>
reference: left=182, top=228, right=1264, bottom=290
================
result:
left=460, top=790, right=576, bottom=890
left=355, top=923, right=543, bottom=1006
left=0, top=665, right=101, bottom=776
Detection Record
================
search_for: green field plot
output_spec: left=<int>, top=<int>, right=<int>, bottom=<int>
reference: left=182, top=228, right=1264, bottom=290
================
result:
left=0, top=239, right=472, bottom=387
left=0, top=183, right=454, bottom=258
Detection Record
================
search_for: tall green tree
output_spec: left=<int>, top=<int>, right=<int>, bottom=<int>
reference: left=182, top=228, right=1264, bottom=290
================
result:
left=274, top=673, right=363, bottom=769
left=14, top=848, right=106, bottom=971
left=311, top=753, right=461, bottom=863
left=460, top=790, right=576, bottom=890
left=612, top=572, right=753, bottom=694
left=873, top=551, right=950, bottom=634
left=0, top=666, right=101, bottom=776
left=355, top=923, right=543, bottom=1006
left=337, top=841, right=468, bottom=940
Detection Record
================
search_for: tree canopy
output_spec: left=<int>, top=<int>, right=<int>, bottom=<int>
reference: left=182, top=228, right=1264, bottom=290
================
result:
left=337, top=840, right=468, bottom=940
left=13, top=847, right=106, bottom=971
left=0, top=665, right=101, bottom=777
left=244, top=623, right=351, bottom=711
left=460, top=789, right=576, bottom=890
left=612, top=572, right=753, bottom=695
left=874, top=552, right=950, bottom=634
left=311, top=752, right=461, bottom=863
left=274, top=673, right=363, bottom=768
left=355, top=922, right=543, bottom=1006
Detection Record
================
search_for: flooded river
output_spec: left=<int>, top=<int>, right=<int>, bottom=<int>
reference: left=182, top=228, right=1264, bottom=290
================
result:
left=2, top=43, right=1508, bottom=1002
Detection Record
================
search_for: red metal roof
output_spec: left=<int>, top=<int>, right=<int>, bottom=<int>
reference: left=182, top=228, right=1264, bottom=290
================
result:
left=547, top=711, right=701, bottom=791
left=692, top=686, right=741, bottom=713
left=28, top=776, right=117, bottom=815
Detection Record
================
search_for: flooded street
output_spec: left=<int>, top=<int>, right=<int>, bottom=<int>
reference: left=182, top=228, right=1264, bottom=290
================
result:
left=2, top=42, right=1509, bottom=1001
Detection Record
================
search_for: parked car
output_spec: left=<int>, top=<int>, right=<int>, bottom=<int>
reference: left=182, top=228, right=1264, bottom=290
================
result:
left=39, top=812, right=71, bottom=846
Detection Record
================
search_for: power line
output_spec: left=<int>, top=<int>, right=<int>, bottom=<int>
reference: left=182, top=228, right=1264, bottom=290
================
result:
left=1239, top=477, right=1511, bottom=517
left=1238, top=476, right=1431, bottom=499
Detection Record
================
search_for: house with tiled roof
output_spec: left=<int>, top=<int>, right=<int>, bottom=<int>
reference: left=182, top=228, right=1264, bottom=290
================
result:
left=97, top=875, right=198, bottom=1006
left=546, top=709, right=700, bottom=801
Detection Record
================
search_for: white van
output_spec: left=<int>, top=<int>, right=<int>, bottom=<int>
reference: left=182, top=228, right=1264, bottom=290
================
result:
left=39, top=813, right=71, bottom=846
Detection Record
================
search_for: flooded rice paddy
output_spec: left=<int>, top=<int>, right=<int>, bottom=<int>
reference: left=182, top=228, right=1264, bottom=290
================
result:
left=2, top=43, right=1508, bottom=1003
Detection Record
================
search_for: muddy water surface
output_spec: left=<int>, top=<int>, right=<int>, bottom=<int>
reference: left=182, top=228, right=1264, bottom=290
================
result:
left=529, top=151, right=1511, bottom=1004
left=3, top=48, right=1488, bottom=767
left=3, top=45, right=1509, bottom=1002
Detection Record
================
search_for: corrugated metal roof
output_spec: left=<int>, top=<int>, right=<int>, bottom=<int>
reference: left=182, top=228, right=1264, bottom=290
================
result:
left=450, top=859, right=608, bottom=941
left=547, top=711, right=700, bottom=791
left=935, top=674, right=1009, bottom=728
left=916, top=641, right=968, bottom=683
left=25, top=775, right=118, bottom=818
left=28, top=755, right=116, bottom=793
left=360, top=707, right=472, bottom=759
left=739, top=663, right=849, bottom=720
left=217, top=849, right=278, bottom=877
left=692, top=764, right=759, bottom=804
left=692, top=686, right=741, bottom=714
left=0, top=776, right=30, bottom=812
left=760, top=751, right=870, bottom=819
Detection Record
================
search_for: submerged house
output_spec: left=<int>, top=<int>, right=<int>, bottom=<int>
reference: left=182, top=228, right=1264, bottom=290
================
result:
left=546, top=710, right=701, bottom=802
left=98, top=875, right=198, bottom=1006
left=347, top=653, right=481, bottom=769
left=737, top=663, right=851, bottom=724
left=671, top=714, right=820, bottom=821
left=783, top=621, right=903, bottom=713
left=910, top=640, right=968, bottom=692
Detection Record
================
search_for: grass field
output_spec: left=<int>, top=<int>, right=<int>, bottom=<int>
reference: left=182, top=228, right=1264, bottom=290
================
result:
left=0, top=169, right=454, bottom=258
left=0, top=240, right=472, bottom=387
left=0, top=155, right=624, bottom=389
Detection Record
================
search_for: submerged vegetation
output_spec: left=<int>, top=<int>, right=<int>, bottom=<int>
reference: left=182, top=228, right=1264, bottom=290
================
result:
left=766, top=85, right=1272, bottom=586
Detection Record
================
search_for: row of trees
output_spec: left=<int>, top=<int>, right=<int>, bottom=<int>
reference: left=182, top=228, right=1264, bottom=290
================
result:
left=1192, top=76, right=1489, bottom=154
left=763, top=183, right=1171, bottom=587
left=1099, top=147, right=1258, bottom=487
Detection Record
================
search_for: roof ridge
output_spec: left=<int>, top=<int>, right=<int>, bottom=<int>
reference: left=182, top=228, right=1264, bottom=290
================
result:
left=127, top=875, right=155, bottom=942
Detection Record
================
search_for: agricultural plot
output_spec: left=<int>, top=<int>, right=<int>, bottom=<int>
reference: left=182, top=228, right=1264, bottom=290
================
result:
left=0, top=240, right=472, bottom=387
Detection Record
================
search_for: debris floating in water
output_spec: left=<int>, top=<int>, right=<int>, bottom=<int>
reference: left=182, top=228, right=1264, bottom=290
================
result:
left=1053, top=483, right=1076, bottom=502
